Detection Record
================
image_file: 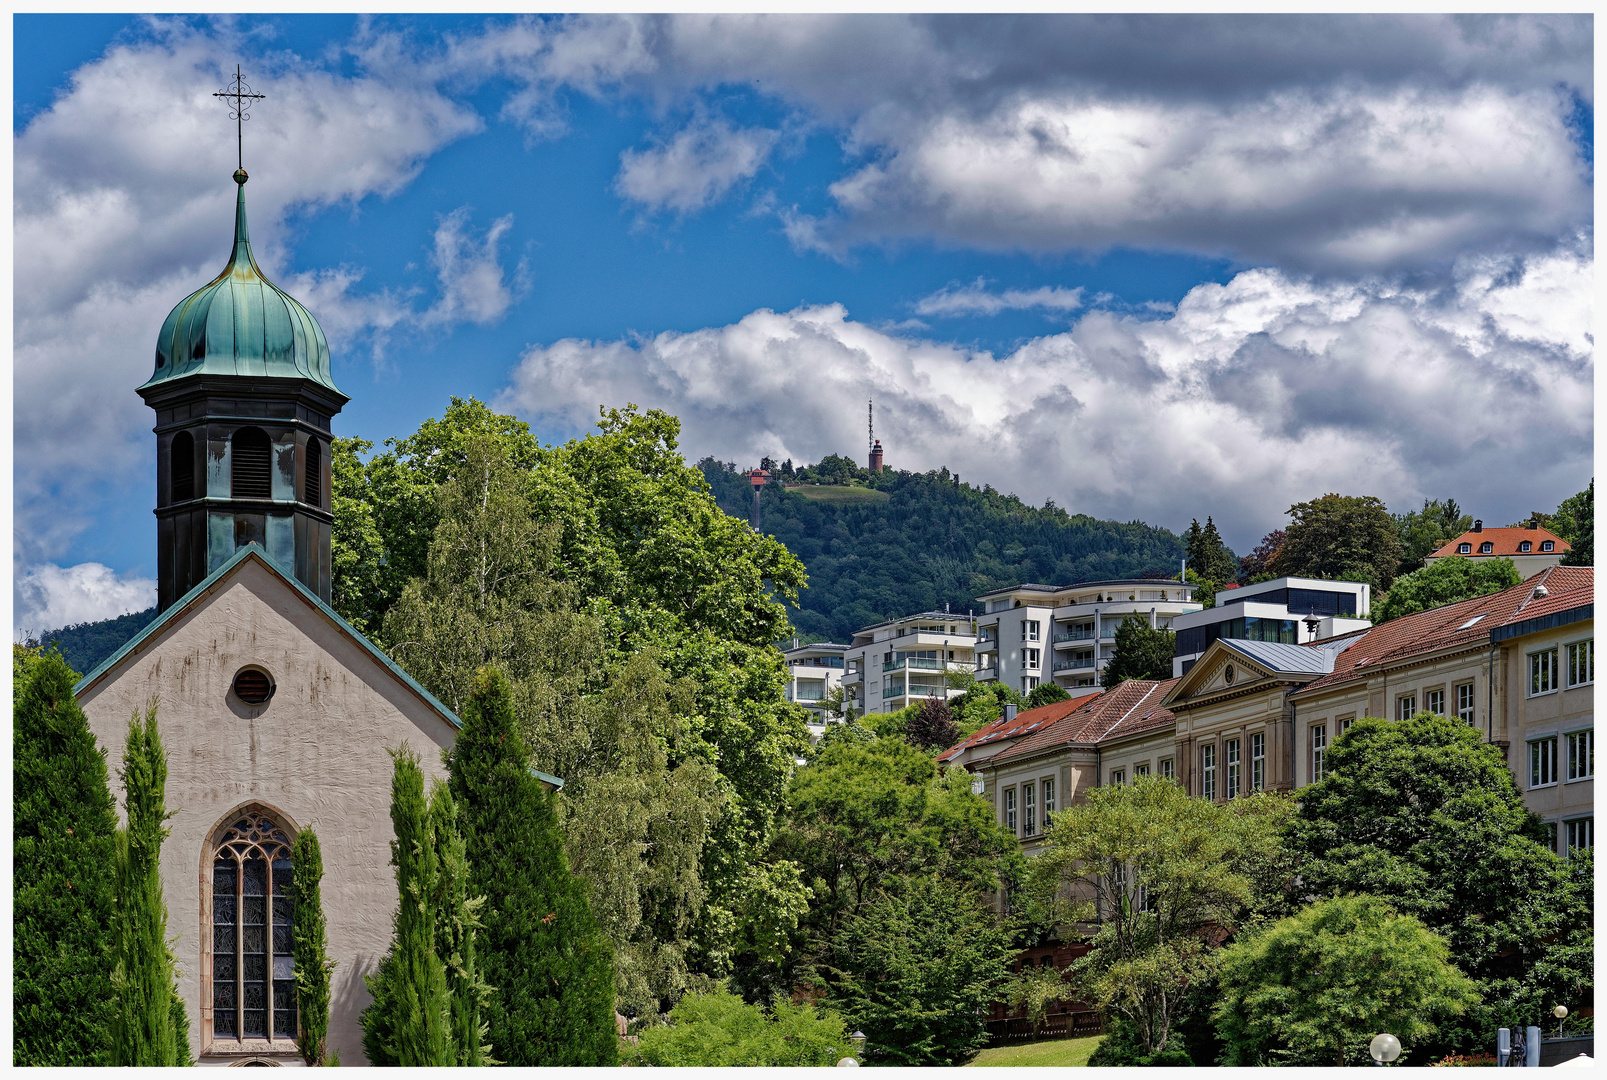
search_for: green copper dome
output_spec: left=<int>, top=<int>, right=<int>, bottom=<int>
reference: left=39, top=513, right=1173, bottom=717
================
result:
left=142, top=172, right=338, bottom=393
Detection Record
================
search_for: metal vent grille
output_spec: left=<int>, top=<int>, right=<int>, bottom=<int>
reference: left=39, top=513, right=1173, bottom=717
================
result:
left=303, top=437, right=322, bottom=508
left=232, top=428, right=272, bottom=499
left=233, top=669, right=272, bottom=704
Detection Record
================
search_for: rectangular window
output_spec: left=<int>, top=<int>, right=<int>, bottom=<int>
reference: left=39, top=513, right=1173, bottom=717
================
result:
left=1024, top=648, right=1041, bottom=669
left=1426, top=688, right=1445, bottom=716
left=1251, top=732, right=1266, bottom=792
left=1531, top=648, right=1559, bottom=695
left=1564, top=817, right=1593, bottom=855
left=1456, top=683, right=1476, bottom=724
left=1225, top=739, right=1241, bottom=799
left=1110, top=769, right=1125, bottom=787
left=1159, top=757, right=1174, bottom=780
left=1397, top=694, right=1417, bottom=721
left=1543, top=821, right=1559, bottom=853
left=1312, top=725, right=1328, bottom=782
left=1042, top=778, right=1055, bottom=827
left=1021, top=676, right=1039, bottom=693
left=1339, top=715, right=1355, bottom=734
left=1566, top=729, right=1593, bottom=781
left=1530, top=737, right=1558, bottom=787
left=1022, top=619, right=1041, bottom=642
left=1567, top=640, right=1594, bottom=687
left=1023, top=783, right=1036, bottom=836
left=1202, top=745, right=1216, bottom=800
left=1004, top=788, right=1017, bottom=834
left=1134, top=762, right=1150, bottom=778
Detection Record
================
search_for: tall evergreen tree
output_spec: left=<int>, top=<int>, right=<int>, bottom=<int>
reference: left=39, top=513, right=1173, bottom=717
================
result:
left=291, top=828, right=336, bottom=1066
left=112, top=700, right=190, bottom=1066
left=363, top=746, right=452, bottom=1066
left=1101, top=614, right=1177, bottom=686
left=429, top=779, right=493, bottom=1065
left=446, top=667, right=618, bottom=1065
left=13, top=649, right=119, bottom=1065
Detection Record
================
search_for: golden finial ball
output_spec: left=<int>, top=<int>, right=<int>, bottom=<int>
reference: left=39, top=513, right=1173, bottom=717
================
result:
left=234, top=169, right=249, bottom=185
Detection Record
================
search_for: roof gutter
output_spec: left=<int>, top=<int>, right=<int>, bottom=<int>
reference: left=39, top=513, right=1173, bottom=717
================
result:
left=1488, top=604, right=1592, bottom=645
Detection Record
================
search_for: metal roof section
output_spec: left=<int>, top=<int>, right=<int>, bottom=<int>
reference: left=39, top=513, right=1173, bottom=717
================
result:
left=973, top=578, right=1186, bottom=600
left=1218, top=638, right=1339, bottom=675
left=141, top=173, right=341, bottom=396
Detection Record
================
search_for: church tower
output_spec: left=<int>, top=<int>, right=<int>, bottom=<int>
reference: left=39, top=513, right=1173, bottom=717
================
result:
left=139, top=169, right=347, bottom=611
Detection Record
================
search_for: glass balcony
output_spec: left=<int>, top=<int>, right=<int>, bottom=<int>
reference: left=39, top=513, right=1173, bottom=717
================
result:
left=1053, top=630, right=1095, bottom=644
left=1053, top=657, right=1097, bottom=672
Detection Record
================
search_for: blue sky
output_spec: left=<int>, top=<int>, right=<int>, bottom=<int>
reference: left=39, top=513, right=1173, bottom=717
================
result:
left=13, top=14, right=1594, bottom=632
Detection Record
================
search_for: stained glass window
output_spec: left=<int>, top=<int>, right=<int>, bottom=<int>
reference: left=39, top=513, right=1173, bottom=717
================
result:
left=212, top=813, right=295, bottom=1047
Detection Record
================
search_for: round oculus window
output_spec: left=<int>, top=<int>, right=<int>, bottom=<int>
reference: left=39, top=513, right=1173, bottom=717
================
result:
left=233, top=668, right=274, bottom=704
left=1223, top=664, right=1235, bottom=685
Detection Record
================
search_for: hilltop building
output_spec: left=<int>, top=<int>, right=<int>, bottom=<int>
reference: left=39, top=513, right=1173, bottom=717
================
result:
left=973, top=580, right=1201, bottom=697
left=1426, top=518, right=1571, bottom=576
left=843, top=611, right=978, bottom=716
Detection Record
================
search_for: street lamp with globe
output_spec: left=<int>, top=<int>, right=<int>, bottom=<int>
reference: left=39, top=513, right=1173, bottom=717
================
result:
left=1369, top=1033, right=1401, bottom=1067
left=1554, top=1005, right=1568, bottom=1036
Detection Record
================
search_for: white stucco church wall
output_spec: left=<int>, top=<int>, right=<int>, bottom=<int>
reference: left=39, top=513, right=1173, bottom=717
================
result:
left=78, top=548, right=460, bottom=1065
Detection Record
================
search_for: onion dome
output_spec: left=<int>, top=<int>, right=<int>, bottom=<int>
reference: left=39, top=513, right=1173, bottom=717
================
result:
left=142, top=170, right=338, bottom=392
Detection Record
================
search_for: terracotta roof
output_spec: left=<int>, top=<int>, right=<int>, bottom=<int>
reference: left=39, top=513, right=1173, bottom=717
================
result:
left=936, top=694, right=1096, bottom=762
left=983, top=679, right=1180, bottom=765
left=1297, top=565, right=1592, bottom=696
left=1430, top=526, right=1570, bottom=559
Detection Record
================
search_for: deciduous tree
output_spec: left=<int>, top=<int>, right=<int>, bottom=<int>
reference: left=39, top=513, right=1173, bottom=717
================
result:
left=624, top=990, right=848, bottom=1066
left=1214, top=895, right=1477, bottom=1066
left=1269, top=493, right=1403, bottom=589
left=1374, top=556, right=1521, bottom=622
left=1392, top=498, right=1473, bottom=575
left=1553, top=479, right=1593, bottom=566
left=904, top=697, right=959, bottom=751
left=1101, top=615, right=1175, bottom=686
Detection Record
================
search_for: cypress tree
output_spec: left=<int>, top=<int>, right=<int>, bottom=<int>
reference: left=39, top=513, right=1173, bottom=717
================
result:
left=13, top=648, right=119, bottom=1065
left=446, top=667, right=618, bottom=1065
left=361, top=746, right=451, bottom=1066
left=111, top=699, right=190, bottom=1066
left=430, top=780, right=493, bottom=1065
left=291, top=828, right=337, bottom=1066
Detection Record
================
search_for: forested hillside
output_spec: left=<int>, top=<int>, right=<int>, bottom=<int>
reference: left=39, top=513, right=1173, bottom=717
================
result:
left=31, top=607, right=156, bottom=678
left=698, top=459, right=1187, bottom=643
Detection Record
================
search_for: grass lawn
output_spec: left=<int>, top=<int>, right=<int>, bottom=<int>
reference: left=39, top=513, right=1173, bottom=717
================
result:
left=966, top=1035, right=1105, bottom=1067
left=785, top=484, right=892, bottom=505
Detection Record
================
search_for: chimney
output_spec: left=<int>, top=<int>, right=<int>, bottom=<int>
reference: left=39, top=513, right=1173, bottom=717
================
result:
left=1003, top=703, right=1018, bottom=723
left=869, top=439, right=884, bottom=473
left=1472, top=519, right=1483, bottom=532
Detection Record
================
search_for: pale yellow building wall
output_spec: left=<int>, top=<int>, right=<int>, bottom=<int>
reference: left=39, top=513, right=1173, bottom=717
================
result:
left=1171, top=681, right=1295, bottom=799
left=1497, top=622, right=1594, bottom=839
left=78, top=557, right=458, bottom=1066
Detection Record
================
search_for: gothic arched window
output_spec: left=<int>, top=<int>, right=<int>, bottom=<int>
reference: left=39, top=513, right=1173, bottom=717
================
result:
left=171, top=431, right=195, bottom=502
left=211, top=813, right=297, bottom=1046
left=232, top=428, right=273, bottom=500
left=303, top=437, right=322, bottom=509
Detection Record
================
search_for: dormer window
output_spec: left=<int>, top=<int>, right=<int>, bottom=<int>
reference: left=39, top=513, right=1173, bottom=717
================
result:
left=1480, top=541, right=1493, bottom=554
left=1541, top=541, right=1555, bottom=552
left=1519, top=541, right=1532, bottom=553
left=1458, top=543, right=1471, bottom=554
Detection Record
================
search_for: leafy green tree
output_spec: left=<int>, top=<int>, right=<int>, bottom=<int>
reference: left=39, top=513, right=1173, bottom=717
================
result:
left=823, top=876, right=1014, bottom=1066
left=13, top=649, right=119, bottom=1066
left=363, top=746, right=452, bottom=1066
left=1185, top=516, right=1237, bottom=585
left=1288, top=714, right=1588, bottom=1050
left=1553, top=479, right=1593, bottom=566
left=1269, top=493, right=1404, bottom=589
left=1393, top=498, right=1473, bottom=575
left=1375, top=556, right=1521, bottom=622
left=1214, top=895, right=1478, bottom=1066
left=447, top=668, right=618, bottom=1065
left=429, top=780, right=492, bottom=1065
left=948, top=680, right=1022, bottom=735
left=904, top=697, right=959, bottom=751
left=1101, top=614, right=1176, bottom=686
left=1004, top=962, right=1071, bottom=1037
left=1024, top=682, right=1070, bottom=709
left=1024, top=777, right=1294, bottom=1056
left=291, top=829, right=336, bottom=1066
left=1237, top=528, right=1286, bottom=584
left=624, top=990, right=849, bottom=1066
left=112, top=700, right=190, bottom=1066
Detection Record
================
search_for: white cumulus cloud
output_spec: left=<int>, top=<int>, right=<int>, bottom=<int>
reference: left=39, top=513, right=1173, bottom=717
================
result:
left=915, top=281, right=1085, bottom=317
left=498, top=243, right=1592, bottom=550
left=15, top=563, right=157, bottom=638
left=616, top=117, right=778, bottom=213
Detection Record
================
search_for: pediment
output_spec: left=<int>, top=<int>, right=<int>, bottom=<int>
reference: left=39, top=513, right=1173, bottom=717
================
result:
left=1164, top=642, right=1277, bottom=707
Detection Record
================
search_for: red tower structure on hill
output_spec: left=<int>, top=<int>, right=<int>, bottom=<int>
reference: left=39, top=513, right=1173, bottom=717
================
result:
left=746, top=468, right=770, bottom=530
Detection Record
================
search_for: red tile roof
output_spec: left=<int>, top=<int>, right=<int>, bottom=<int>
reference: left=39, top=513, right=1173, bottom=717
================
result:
left=937, top=694, right=1097, bottom=763
left=984, top=679, right=1180, bottom=765
left=1430, top=526, right=1570, bottom=559
left=1297, top=565, right=1592, bottom=696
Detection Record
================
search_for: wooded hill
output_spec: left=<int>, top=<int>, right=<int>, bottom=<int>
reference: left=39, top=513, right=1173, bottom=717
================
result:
left=698, top=458, right=1187, bottom=644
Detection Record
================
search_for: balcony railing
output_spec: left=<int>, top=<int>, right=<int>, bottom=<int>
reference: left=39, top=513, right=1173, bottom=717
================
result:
left=976, top=665, right=999, bottom=680
left=1053, top=658, right=1096, bottom=672
left=1053, top=630, right=1095, bottom=643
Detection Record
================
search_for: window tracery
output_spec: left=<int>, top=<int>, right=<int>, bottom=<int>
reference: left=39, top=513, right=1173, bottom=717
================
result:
left=211, top=812, right=296, bottom=1046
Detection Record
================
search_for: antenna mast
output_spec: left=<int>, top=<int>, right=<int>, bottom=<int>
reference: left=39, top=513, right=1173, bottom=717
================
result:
left=868, top=399, right=874, bottom=458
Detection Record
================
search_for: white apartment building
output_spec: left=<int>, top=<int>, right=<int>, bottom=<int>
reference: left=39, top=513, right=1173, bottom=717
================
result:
left=781, top=641, right=848, bottom=738
left=843, top=611, right=978, bottom=717
left=1170, top=577, right=1372, bottom=678
left=973, top=580, right=1202, bottom=699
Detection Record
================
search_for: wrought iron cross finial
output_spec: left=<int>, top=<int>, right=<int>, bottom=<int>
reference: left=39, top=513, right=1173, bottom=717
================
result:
left=214, top=65, right=266, bottom=173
